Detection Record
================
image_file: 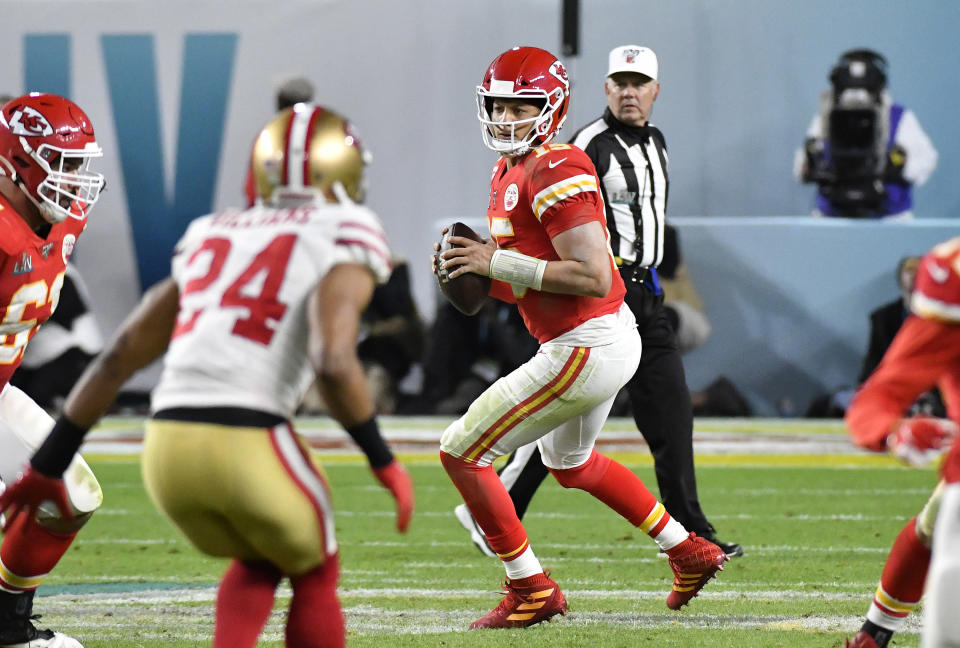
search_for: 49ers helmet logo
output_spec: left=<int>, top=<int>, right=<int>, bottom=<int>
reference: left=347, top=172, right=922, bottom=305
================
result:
left=8, top=107, right=54, bottom=137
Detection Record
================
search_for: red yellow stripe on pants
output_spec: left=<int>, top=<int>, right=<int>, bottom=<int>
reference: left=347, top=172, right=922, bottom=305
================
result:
left=463, top=347, right=590, bottom=464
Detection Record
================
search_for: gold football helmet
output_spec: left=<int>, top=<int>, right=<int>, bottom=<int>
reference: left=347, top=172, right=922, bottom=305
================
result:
left=249, top=104, right=370, bottom=206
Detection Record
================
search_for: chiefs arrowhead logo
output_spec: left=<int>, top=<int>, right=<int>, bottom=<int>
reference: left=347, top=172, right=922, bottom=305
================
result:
left=8, top=106, right=54, bottom=137
left=549, top=60, right=570, bottom=89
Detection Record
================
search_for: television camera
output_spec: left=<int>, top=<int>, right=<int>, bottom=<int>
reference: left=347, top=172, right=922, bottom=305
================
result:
left=803, top=50, right=893, bottom=217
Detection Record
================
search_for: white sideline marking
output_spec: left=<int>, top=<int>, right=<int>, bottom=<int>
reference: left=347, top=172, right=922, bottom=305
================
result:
left=80, top=415, right=876, bottom=456
left=725, top=487, right=932, bottom=496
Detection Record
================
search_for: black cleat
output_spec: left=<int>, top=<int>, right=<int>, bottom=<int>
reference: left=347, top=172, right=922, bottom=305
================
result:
left=701, top=533, right=744, bottom=558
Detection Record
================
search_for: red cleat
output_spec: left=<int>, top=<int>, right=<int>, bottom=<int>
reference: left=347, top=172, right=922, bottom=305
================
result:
left=470, top=572, right=567, bottom=629
left=844, top=631, right=879, bottom=648
left=665, top=532, right=728, bottom=610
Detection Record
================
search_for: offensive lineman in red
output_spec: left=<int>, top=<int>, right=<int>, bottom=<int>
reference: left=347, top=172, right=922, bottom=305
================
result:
left=435, top=46, right=727, bottom=629
left=0, top=93, right=104, bottom=647
left=843, top=237, right=960, bottom=648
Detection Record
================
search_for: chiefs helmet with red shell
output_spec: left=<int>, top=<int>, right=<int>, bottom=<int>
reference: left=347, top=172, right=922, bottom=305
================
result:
left=0, top=93, right=104, bottom=224
left=477, top=46, right=570, bottom=155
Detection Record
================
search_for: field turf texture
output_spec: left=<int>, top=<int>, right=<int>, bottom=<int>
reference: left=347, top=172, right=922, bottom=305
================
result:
left=32, top=417, right=932, bottom=647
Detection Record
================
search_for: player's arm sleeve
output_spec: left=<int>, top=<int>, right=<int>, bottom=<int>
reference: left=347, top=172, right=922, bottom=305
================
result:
left=532, top=154, right=603, bottom=238
left=846, top=316, right=960, bottom=450
left=331, top=207, right=393, bottom=284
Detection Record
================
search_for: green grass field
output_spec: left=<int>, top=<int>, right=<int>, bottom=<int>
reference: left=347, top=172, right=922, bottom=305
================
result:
left=30, top=420, right=939, bottom=648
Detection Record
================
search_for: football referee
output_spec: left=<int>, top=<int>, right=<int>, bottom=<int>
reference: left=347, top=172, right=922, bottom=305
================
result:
left=455, top=44, right=742, bottom=558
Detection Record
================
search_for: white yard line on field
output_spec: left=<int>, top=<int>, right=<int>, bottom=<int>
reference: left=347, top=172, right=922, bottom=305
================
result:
left=35, top=592, right=921, bottom=638
left=36, top=584, right=896, bottom=604
left=333, top=509, right=910, bottom=522
left=346, top=539, right=893, bottom=553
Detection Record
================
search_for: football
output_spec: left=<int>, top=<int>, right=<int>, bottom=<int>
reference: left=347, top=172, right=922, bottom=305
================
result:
left=436, top=221, right=492, bottom=316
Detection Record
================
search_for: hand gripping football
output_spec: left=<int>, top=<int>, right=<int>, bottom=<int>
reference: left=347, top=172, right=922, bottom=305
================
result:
left=436, top=222, right=491, bottom=316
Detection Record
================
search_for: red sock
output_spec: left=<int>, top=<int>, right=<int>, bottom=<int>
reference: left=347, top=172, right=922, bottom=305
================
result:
left=0, top=513, right=76, bottom=591
left=213, top=560, right=282, bottom=648
left=440, top=451, right=530, bottom=558
left=549, top=450, right=659, bottom=527
left=286, top=555, right=344, bottom=648
left=877, top=517, right=931, bottom=607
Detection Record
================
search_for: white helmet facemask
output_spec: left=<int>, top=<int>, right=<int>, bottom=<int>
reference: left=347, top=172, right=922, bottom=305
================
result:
left=476, top=86, right=560, bottom=156
left=22, top=139, right=104, bottom=223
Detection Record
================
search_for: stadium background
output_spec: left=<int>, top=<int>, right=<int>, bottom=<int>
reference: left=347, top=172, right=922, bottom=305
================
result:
left=1, top=0, right=958, bottom=414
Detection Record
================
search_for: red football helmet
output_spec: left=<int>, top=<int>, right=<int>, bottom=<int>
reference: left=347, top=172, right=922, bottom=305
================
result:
left=0, top=93, right=104, bottom=224
left=477, top=46, right=570, bottom=155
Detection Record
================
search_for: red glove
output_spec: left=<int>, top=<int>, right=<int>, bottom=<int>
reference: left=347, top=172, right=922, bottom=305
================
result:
left=0, top=465, right=73, bottom=532
left=888, top=416, right=959, bottom=468
left=372, top=460, right=414, bottom=533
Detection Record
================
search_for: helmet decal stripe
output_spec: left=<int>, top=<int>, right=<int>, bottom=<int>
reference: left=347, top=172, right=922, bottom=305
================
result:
left=301, top=106, right=322, bottom=192
left=253, top=103, right=367, bottom=207
left=285, top=107, right=312, bottom=188
left=281, top=109, right=297, bottom=187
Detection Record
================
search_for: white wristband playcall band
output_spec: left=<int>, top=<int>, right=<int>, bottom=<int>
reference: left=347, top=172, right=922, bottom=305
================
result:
left=489, top=249, right=547, bottom=290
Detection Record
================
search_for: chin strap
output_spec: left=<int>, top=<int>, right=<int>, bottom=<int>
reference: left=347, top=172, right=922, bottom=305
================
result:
left=330, top=181, right=355, bottom=205
left=16, top=180, right=61, bottom=224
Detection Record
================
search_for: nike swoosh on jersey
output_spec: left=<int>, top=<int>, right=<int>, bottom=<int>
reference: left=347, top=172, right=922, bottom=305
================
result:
left=548, top=158, right=567, bottom=169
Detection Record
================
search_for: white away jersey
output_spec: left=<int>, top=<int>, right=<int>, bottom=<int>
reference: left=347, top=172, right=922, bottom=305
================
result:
left=151, top=203, right=391, bottom=419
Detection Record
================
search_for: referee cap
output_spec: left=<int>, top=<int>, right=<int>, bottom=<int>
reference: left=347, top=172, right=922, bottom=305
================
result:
left=607, top=45, right=658, bottom=81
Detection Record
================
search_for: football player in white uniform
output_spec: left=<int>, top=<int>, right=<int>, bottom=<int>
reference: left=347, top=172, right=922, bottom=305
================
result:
left=0, top=104, right=413, bottom=648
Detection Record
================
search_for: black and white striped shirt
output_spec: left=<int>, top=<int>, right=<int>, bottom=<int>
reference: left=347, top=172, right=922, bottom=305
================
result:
left=570, top=108, right=668, bottom=269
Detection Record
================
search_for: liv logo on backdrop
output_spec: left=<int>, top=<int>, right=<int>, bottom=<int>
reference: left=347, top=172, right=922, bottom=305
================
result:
left=25, top=33, right=238, bottom=292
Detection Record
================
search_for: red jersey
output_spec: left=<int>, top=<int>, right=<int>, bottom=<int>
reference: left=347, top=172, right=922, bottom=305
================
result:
left=0, top=194, right=85, bottom=388
left=846, top=237, right=960, bottom=450
left=485, top=143, right=624, bottom=343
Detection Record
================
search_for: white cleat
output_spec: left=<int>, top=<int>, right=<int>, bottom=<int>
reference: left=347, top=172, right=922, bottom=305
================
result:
left=0, top=629, right=83, bottom=648
left=454, top=503, right=497, bottom=558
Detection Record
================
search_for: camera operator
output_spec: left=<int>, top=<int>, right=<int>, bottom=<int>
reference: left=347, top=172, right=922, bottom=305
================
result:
left=793, top=49, right=937, bottom=219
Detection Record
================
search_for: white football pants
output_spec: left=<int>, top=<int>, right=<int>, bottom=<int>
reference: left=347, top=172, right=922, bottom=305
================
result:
left=0, top=384, right=102, bottom=516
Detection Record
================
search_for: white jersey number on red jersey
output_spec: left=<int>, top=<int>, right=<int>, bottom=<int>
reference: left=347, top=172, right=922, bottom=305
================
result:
left=0, top=273, right=64, bottom=366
